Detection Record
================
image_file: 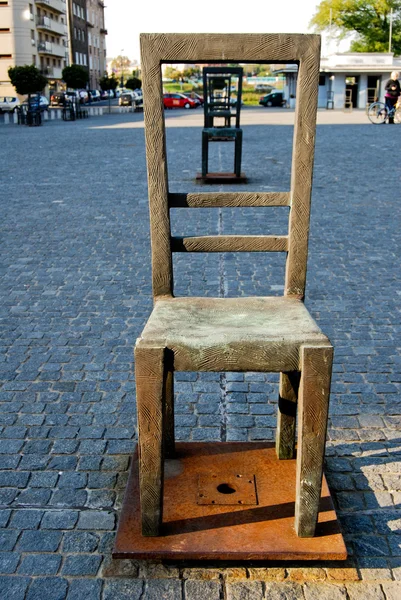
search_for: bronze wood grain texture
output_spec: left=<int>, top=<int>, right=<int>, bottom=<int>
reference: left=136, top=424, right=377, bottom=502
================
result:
left=163, top=358, right=175, bottom=459
left=135, top=344, right=166, bottom=536
left=295, top=345, right=333, bottom=537
left=276, top=371, right=301, bottom=460
left=168, top=192, right=290, bottom=208
left=171, top=235, right=288, bottom=253
left=285, top=38, right=321, bottom=299
left=140, top=33, right=321, bottom=299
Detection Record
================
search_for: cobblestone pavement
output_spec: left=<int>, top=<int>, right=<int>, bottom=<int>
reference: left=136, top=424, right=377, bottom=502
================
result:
left=0, top=110, right=400, bottom=599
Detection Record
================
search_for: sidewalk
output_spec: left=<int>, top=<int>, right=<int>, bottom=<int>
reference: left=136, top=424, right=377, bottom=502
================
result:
left=0, top=112, right=400, bottom=599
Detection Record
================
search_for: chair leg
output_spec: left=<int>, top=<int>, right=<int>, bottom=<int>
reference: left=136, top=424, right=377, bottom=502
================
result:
left=163, top=360, right=175, bottom=459
left=202, top=130, right=209, bottom=176
left=276, top=371, right=300, bottom=459
left=234, top=129, right=242, bottom=177
left=295, top=345, right=333, bottom=537
left=135, top=344, right=166, bottom=536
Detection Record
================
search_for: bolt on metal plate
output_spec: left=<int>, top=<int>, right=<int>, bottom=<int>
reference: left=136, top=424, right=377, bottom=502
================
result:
left=197, top=472, right=258, bottom=505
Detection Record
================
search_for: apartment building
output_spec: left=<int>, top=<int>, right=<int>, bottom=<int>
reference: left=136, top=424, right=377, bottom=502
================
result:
left=0, top=0, right=68, bottom=97
left=67, top=0, right=89, bottom=72
left=86, top=0, right=107, bottom=89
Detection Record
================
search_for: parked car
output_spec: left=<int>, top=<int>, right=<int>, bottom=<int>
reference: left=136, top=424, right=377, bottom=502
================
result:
left=0, top=96, right=20, bottom=112
left=183, top=91, right=204, bottom=105
left=119, top=91, right=136, bottom=106
left=50, top=92, right=66, bottom=107
left=89, top=90, right=101, bottom=102
left=259, top=91, right=286, bottom=107
left=163, top=93, right=198, bottom=109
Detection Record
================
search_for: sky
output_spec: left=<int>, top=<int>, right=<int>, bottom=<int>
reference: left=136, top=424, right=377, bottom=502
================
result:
left=103, top=1, right=343, bottom=62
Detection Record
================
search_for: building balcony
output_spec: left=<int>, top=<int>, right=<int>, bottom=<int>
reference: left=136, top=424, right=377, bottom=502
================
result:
left=40, top=66, right=63, bottom=80
left=34, top=0, right=66, bottom=14
left=36, top=16, right=65, bottom=36
left=37, top=42, right=66, bottom=58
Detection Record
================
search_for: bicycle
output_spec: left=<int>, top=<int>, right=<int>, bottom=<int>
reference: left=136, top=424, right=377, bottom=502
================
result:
left=367, top=100, right=401, bottom=124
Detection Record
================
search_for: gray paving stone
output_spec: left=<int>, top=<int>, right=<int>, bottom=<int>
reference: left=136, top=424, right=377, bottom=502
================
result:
left=26, top=577, right=68, bottom=600
left=41, top=510, right=79, bottom=529
left=17, top=531, right=61, bottom=552
left=66, top=579, right=102, bottom=600
left=346, top=583, right=385, bottom=600
left=303, top=583, right=347, bottom=600
left=18, top=554, right=61, bottom=575
left=143, top=579, right=182, bottom=599
left=226, top=581, right=264, bottom=600
left=185, top=579, right=221, bottom=600
left=76, top=511, right=115, bottom=530
left=381, top=582, right=401, bottom=600
left=0, top=552, right=20, bottom=574
left=0, top=575, right=31, bottom=600
left=102, top=579, right=143, bottom=600
left=61, top=554, right=102, bottom=576
left=264, top=582, right=304, bottom=600
left=0, top=531, right=19, bottom=551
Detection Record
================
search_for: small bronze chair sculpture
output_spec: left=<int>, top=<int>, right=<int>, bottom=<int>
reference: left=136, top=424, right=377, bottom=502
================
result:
left=201, top=67, right=243, bottom=178
left=137, top=33, right=333, bottom=540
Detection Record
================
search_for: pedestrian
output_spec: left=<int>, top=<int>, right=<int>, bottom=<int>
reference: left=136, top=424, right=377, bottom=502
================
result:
left=384, top=71, right=400, bottom=124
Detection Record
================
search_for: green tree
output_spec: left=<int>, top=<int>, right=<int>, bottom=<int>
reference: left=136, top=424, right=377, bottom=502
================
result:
left=62, top=64, right=89, bottom=89
left=99, top=74, right=118, bottom=92
left=125, top=76, right=142, bottom=90
left=310, top=1, right=401, bottom=54
left=8, top=65, right=47, bottom=96
left=110, top=55, right=131, bottom=84
left=164, top=66, right=181, bottom=80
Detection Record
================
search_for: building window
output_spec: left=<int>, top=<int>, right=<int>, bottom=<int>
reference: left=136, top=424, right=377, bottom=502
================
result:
left=75, top=51, right=79, bottom=63
left=74, top=27, right=77, bottom=39
left=58, top=59, right=61, bottom=67
left=82, top=30, right=85, bottom=41
left=0, top=28, right=11, bottom=33
left=0, top=2, right=10, bottom=5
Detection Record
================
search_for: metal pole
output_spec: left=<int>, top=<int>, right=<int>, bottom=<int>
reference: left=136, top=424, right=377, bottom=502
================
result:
left=389, top=9, right=393, bottom=53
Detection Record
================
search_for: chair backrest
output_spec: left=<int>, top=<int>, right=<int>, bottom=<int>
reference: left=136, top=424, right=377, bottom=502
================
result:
left=203, top=66, right=243, bottom=128
left=140, top=33, right=321, bottom=301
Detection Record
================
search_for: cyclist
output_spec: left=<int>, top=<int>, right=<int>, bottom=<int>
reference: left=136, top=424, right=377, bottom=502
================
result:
left=384, top=71, right=400, bottom=124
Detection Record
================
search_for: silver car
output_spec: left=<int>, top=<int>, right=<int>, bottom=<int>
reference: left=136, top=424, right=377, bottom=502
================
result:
left=0, top=96, right=20, bottom=113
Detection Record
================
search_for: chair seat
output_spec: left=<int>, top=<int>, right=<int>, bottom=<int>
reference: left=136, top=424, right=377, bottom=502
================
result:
left=138, top=297, right=330, bottom=372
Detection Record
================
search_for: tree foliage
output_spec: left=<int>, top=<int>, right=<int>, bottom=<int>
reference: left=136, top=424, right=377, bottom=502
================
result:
left=8, top=65, right=47, bottom=96
left=310, top=1, right=401, bottom=55
left=62, top=64, right=89, bottom=89
left=99, top=74, right=118, bottom=91
left=125, top=76, right=142, bottom=90
left=110, top=55, right=131, bottom=79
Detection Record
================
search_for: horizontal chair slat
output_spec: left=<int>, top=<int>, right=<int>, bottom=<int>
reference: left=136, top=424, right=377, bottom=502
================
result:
left=169, top=192, right=290, bottom=208
left=171, top=235, right=288, bottom=253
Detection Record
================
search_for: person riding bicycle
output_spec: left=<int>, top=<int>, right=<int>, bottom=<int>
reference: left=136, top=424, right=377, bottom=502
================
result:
left=384, top=71, right=400, bottom=124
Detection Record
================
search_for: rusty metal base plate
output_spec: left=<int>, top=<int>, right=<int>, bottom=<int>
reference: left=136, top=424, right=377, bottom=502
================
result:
left=113, top=442, right=347, bottom=561
left=197, top=472, right=257, bottom=505
left=196, top=172, right=248, bottom=184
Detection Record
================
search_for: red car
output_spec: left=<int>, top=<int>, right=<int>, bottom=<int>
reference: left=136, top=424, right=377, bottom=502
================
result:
left=163, top=93, right=198, bottom=109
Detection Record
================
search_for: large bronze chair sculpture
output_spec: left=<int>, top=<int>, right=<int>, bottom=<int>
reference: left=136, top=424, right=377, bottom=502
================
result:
left=201, top=67, right=243, bottom=179
left=126, top=33, right=341, bottom=555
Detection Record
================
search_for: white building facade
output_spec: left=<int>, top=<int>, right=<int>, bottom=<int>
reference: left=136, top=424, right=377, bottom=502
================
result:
left=0, top=0, right=68, bottom=97
left=278, top=52, right=401, bottom=110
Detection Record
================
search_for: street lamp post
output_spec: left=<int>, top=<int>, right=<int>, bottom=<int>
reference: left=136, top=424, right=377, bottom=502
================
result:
left=120, top=49, right=124, bottom=88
